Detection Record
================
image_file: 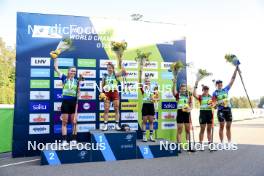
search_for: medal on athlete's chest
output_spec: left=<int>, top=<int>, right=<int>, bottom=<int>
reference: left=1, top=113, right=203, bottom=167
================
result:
left=68, top=79, right=74, bottom=90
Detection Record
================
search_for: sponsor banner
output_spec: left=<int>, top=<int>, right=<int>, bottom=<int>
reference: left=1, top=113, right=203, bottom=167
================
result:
left=54, top=102, right=62, bottom=111
left=78, top=58, right=96, bottom=67
left=122, top=60, right=138, bottom=69
left=99, top=123, right=115, bottom=130
left=143, top=61, right=158, bottom=69
left=31, top=68, right=50, bottom=77
left=54, top=69, right=68, bottom=77
left=78, top=102, right=96, bottom=111
left=30, top=91, right=50, bottom=100
left=162, top=102, right=177, bottom=109
left=80, top=80, right=96, bottom=89
left=99, top=113, right=115, bottom=121
left=29, top=125, right=50, bottom=134
left=99, top=70, right=108, bottom=79
left=161, top=122, right=176, bottom=130
left=29, top=113, right=50, bottom=123
left=53, top=90, right=63, bottom=100
left=160, top=62, right=172, bottom=70
left=161, top=112, right=177, bottom=120
left=54, top=80, right=63, bottom=89
left=121, top=102, right=138, bottom=111
left=77, top=124, right=96, bottom=133
left=78, top=69, right=96, bottom=78
left=99, top=102, right=114, bottom=111
left=162, top=91, right=175, bottom=100
left=161, top=71, right=173, bottom=80
left=79, top=91, right=96, bottom=100
left=31, top=57, right=50, bottom=66
left=54, top=124, right=72, bottom=134
left=121, top=122, right=138, bottom=131
left=100, top=59, right=117, bottom=68
left=121, top=112, right=138, bottom=121
left=29, top=102, right=50, bottom=112
left=125, top=71, right=138, bottom=79
left=57, top=58, right=74, bottom=67
left=121, top=92, right=138, bottom=100
left=30, top=80, right=50, bottom=89
left=31, top=25, right=62, bottom=38
left=142, top=71, right=158, bottom=79
left=77, top=113, right=96, bottom=122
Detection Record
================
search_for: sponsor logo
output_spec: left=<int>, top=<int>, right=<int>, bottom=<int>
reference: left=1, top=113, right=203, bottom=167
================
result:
left=125, top=134, right=134, bottom=142
left=161, top=112, right=177, bottom=120
left=78, top=102, right=96, bottom=111
left=54, top=125, right=72, bottom=134
left=122, top=60, right=138, bottom=69
left=121, top=123, right=138, bottom=130
left=78, top=59, right=96, bottom=67
left=54, top=69, right=68, bottom=77
left=100, top=70, right=108, bottom=79
left=30, top=102, right=49, bottom=112
left=143, top=61, right=158, bottom=69
left=29, top=114, right=50, bottom=123
left=121, top=112, right=138, bottom=121
left=161, top=72, right=173, bottom=80
left=78, top=70, right=96, bottom=78
left=31, top=57, right=50, bottom=66
left=77, top=124, right=96, bottom=133
left=57, top=58, right=74, bottom=67
left=54, top=102, right=62, bottom=111
left=121, top=92, right=138, bottom=100
left=162, top=102, right=177, bottom=109
left=121, top=102, right=138, bottom=110
left=77, top=113, right=96, bottom=122
left=100, top=123, right=115, bottom=130
left=29, top=125, right=50, bottom=134
left=142, top=71, right=158, bottom=79
left=31, top=69, right=50, bottom=77
left=161, top=62, right=173, bottom=69
left=100, top=60, right=117, bottom=68
left=54, top=90, right=63, bottom=100
left=30, top=91, right=50, bottom=100
left=162, top=91, right=175, bottom=100
left=30, top=25, right=62, bottom=38
left=161, top=122, right=176, bottom=129
left=125, top=71, right=138, bottom=79
left=80, top=80, right=96, bottom=89
left=78, top=151, right=88, bottom=159
left=54, top=80, right=63, bottom=88
left=79, top=91, right=96, bottom=100
left=30, top=80, right=50, bottom=89
left=99, top=113, right=115, bottom=121
left=99, top=102, right=114, bottom=111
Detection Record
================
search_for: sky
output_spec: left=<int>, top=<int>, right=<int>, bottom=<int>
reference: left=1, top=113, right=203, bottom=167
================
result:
left=0, top=0, right=264, bottom=99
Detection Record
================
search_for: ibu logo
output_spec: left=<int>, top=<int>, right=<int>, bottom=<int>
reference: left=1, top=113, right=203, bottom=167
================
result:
left=162, top=102, right=177, bottom=109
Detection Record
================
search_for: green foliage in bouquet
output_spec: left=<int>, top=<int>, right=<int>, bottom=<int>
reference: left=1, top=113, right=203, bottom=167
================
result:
left=111, top=41, right=127, bottom=52
left=169, top=60, right=189, bottom=78
left=225, top=54, right=240, bottom=66
left=197, top=69, right=212, bottom=81
left=135, top=49, right=152, bottom=69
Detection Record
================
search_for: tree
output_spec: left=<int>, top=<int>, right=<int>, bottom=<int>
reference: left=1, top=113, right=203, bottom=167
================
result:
left=230, top=96, right=257, bottom=108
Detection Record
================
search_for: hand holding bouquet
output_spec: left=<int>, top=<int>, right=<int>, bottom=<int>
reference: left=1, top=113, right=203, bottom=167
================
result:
left=99, top=93, right=107, bottom=101
left=135, top=50, right=152, bottom=71
left=196, top=69, right=212, bottom=82
left=111, top=41, right=127, bottom=69
left=225, top=54, right=240, bottom=66
left=169, top=60, right=189, bottom=79
left=50, top=38, right=72, bottom=59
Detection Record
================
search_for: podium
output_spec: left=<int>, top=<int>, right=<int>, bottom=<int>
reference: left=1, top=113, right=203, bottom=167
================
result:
left=41, top=130, right=178, bottom=165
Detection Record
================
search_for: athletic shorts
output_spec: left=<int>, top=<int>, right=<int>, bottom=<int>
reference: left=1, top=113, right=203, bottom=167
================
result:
left=142, top=103, right=155, bottom=116
left=199, top=110, right=213, bottom=124
left=61, top=99, right=77, bottom=114
left=217, top=107, right=232, bottom=122
left=176, top=109, right=190, bottom=124
left=105, top=90, right=119, bottom=101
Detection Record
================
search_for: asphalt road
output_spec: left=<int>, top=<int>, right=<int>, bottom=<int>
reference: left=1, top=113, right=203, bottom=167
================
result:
left=0, top=117, right=264, bottom=176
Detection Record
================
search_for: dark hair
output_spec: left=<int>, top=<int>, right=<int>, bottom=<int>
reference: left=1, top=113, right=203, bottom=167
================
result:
left=202, top=84, right=209, bottom=91
left=107, top=62, right=115, bottom=70
left=68, top=66, right=76, bottom=71
left=215, top=80, right=223, bottom=85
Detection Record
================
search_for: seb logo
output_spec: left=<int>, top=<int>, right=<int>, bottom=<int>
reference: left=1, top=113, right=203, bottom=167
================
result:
left=161, top=112, right=177, bottom=120
left=122, top=60, right=138, bottom=69
left=161, top=62, right=173, bottom=69
left=143, top=61, right=158, bottom=69
left=162, top=102, right=177, bottom=109
left=29, top=114, right=50, bottom=123
left=100, top=60, right=117, bottom=68
left=30, top=102, right=49, bottom=112
left=79, top=91, right=96, bottom=100
left=30, top=91, right=50, bottom=100
left=78, top=70, right=96, bottom=78
left=29, top=125, right=50, bottom=134
left=31, top=57, right=50, bottom=66
left=142, top=71, right=158, bottom=79
left=121, top=112, right=138, bottom=121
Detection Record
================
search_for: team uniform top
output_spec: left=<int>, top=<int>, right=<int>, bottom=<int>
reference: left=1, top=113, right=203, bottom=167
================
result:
left=175, top=92, right=192, bottom=110
left=140, top=87, right=154, bottom=104
left=198, top=95, right=213, bottom=111
left=60, top=74, right=78, bottom=100
left=103, top=73, right=119, bottom=91
left=212, top=85, right=231, bottom=110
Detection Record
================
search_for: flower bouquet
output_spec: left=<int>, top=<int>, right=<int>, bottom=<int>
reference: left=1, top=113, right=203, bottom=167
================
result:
left=50, top=38, right=72, bottom=59
left=134, top=49, right=152, bottom=71
left=111, top=41, right=127, bottom=69
left=196, top=69, right=212, bottom=81
left=225, top=54, right=240, bottom=66
left=169, top=60, right=189, bottom=79
left=99, top=93, right=107, bottom=101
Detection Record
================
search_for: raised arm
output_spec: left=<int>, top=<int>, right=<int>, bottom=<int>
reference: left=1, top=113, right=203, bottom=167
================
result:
left=193, top=80, right=199, bottom=99
left=172, top=79, right=178, bottom=97
left=228, top=66, right=239, bottom=88
left=54, top=58, right=62, bottom=78
left=115, top=66, right=126, bottom=78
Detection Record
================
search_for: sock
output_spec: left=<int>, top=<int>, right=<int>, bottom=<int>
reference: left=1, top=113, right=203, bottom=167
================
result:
left=62, top=135, right=67, bottom=141
left=72, top=134, right=77, bottom=141
left=115, top=121, right=119, bottom=125
left=142, top=130, right=146, bottom=135
left=104, top=121, right=108, bottom=125
left=150, top=130, right=154, bottom=135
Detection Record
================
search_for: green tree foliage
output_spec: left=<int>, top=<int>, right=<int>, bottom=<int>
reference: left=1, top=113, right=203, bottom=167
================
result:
left=230, top=96, right=257, bottom=108
left=0, top=37, right=15, bottom=104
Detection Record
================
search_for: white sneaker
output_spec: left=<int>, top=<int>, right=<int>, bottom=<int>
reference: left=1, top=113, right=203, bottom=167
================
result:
left=149, top=134, right=155, bottom=142
left=115, top=124, right=121, bottom=131
left=61, top=140, right=69, bottom=147
left=70, top=140, right=77, bottom=146
left=102, top=124, right=108, bottom=131
left=142, top=133, right=147, bottom=142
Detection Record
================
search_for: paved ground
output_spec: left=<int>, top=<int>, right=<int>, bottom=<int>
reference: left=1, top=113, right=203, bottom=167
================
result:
left=0, top=117, right=264, bottom=176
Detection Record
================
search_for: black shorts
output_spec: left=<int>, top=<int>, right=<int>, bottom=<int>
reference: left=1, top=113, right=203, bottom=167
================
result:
left=142, top=103, right=155, bottom=116
left=199, top=110, right=213, bottom=124
left=217, top=107, right=232, bottom=122
left=61, top=99, right=77, bottom=114
left=176, top=109, right=190, bottom=124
